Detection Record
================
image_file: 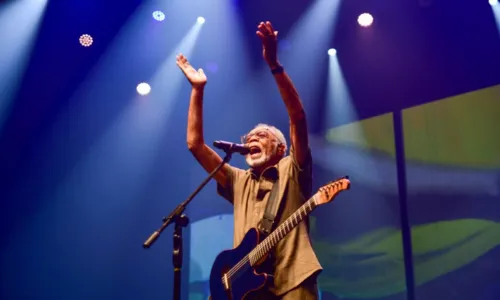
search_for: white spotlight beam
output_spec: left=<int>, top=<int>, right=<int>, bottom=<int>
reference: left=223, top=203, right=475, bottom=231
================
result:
left=51, top=21, right=203, bottom=205
left=35, top=21, right=204, bottom=230
left=38, top=0, right=197, bottom=163
left=148, top=21, right=203, bottom=109
left=162, top=0, right=253, bottom=139
left=491, top=1, right=500, bottom=33
left=35, top=0, right=203, bottom=210
left=325, top=55, right=381, bottom=182
left=245, top=0, right=342, bottom=130
left=122, top=21, right=203, bottom=151
left=0, top=0, right=48, bottom=130
left=327, top=56, right=356, bottom=127
left=272, top=0, right=342, bottom=106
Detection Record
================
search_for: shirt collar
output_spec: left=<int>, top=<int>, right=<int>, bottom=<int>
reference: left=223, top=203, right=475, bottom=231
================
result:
left=247, top=164, right=279, bottom=181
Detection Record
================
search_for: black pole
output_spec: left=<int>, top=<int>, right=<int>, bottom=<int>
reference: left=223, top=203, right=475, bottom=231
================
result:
left=173, top=214, right=189, bottom=300
left=142, top=148, right=234, bottom=300
left=142, top=150, right=233, bottom=249
left=393, top=110, right=415, bottom=300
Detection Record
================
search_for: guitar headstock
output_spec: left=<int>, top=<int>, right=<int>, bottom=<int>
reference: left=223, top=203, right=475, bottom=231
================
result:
left=314, top=176, right=350, bottom=205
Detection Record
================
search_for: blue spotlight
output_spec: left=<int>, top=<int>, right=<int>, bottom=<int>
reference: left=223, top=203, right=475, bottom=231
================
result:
left=328, top=48, right=337, bottom=56
left=197, top=16, right=205, bottom=24
left=152, top=10, right=165, bottom=21
left=490, top=0, right=498, bottom=6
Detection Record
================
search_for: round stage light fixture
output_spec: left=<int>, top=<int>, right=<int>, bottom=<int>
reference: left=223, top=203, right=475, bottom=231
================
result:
left=79, top=34, right=93, bottom=47
left=152, top=11, right=165, bottom=21
left=137, top=83, right=151, bottom=96
left=358, top=13, right=374, bottom=27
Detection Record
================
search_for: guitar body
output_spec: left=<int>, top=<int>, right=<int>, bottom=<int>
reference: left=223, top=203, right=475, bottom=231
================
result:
left=209, top=228, right=272, bottom=300
left=208, top=177, right=351, bottom=300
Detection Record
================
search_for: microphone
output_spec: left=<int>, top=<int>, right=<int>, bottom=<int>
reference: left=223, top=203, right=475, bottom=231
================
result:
left=213, top=141, right=250, bottom=155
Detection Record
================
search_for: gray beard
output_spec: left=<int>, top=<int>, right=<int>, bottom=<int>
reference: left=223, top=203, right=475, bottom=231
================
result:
left=246, top=147, right=276, bottom=168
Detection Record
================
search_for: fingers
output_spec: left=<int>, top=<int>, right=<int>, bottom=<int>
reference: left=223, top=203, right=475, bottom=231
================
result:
left=176, top=53, right=191, bottom=70
left=257, top=21, right=278, bottom=40
left=176, top=54, right=182, bottom=67
left=176, top=53, right=184, bottom=63
left=258, top=22, right=271, bottom=36
left=198, top=68, right=204, bottom=75
left=256, top=30, right=266, bottom=42
left=176, top=53, right=188, bottom=64
left=266, top=21, right=275, bottom=35
left=180, top=54, right=188, bottom=65
left=175, top=57, right=184, bottom=70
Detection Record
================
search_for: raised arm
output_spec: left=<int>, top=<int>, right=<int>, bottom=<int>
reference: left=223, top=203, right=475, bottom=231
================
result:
left=176, top=54, right=232, bottom=188
left=256, top=21, right=310, bottom=167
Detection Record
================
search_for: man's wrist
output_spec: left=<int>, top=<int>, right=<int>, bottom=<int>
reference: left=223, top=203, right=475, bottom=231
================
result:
left=192, top=85, right=205, bottom=91
left=270, top=64, right=284, bottom=75
left=268, top=61, right=281, bottom=70
left=269, top=61, right=284, bottom=74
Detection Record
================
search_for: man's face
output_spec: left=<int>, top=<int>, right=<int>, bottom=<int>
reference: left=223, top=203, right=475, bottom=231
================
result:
left=242, top=127, right=281, bottom=169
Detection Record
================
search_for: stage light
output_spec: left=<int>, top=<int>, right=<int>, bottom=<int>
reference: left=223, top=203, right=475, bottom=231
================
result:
left=79, top=34, right=93, bottom=47
left=489, top=0, right=498, bottom=6
left=152, top=10, right=165, bottom=21
left=328, top=48, right=337, bottom=56
left=197, top=16, right=205, bottom=24
left=136, top=83, right=151, bottom=96
left=358, top=13, right=374, bottom=27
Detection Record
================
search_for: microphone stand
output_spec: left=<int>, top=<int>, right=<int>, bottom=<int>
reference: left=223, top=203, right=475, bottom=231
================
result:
left=143, top=148, right=235, bottom=300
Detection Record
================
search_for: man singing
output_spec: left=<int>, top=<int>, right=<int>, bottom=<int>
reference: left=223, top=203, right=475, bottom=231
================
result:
left=176, top=21, right=322, bottom=299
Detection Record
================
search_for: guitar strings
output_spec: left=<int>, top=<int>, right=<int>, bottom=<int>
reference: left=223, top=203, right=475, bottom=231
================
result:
left=224, top=222, right=282, bottom=280
left=222, top=236, right=268, bottom=282
left=221, top=196, right=319, bottom=282
left=218, top=181, right=345, bottom=286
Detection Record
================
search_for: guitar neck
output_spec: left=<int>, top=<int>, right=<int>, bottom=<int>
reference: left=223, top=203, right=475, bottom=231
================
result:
left=248, top=194, right=318, bottom=265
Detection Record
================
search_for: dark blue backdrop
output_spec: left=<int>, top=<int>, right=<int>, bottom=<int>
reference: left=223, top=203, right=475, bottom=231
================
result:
left=1, top=0, right=499, bottom=299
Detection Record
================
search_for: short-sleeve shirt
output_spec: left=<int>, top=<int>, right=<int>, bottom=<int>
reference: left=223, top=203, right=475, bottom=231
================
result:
left=217, top=146, right=323, bottom=296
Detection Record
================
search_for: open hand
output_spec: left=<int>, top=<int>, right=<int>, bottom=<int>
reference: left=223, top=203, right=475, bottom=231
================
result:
left=176, top=53, right=207, bottom=88
left=256, top=21, right=279, bottom=67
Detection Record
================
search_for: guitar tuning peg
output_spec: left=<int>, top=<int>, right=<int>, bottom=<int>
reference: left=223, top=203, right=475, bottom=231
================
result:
left=334, top=175, right=349, bottom=182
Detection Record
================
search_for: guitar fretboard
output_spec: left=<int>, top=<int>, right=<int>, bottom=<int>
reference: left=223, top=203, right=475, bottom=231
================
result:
left=248, top=194, right=318, bottom=265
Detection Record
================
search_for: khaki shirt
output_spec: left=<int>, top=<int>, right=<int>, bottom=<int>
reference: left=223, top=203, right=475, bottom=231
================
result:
left=217, top=147, right=322, bottom=295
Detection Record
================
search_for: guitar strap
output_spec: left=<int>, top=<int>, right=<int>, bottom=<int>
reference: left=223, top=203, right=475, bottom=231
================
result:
left=258, top=177, right=281, bottom=236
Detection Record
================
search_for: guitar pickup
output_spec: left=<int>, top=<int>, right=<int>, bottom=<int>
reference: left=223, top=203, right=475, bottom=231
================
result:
left=222, top=273, right=230, bottom=291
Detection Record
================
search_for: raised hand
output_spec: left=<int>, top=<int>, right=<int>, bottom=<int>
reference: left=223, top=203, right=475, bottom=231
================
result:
left=176, top=53, right=207, bottom=88
left=256, top=21, right=279, bottom=67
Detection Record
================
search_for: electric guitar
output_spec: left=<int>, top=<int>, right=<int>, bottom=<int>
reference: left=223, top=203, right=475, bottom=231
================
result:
left=208, top=176, right=350, bottom=300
